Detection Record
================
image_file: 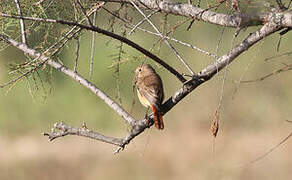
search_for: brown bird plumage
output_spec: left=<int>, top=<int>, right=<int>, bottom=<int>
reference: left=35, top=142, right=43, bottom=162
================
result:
left=134, top=64, right=164, bottom=129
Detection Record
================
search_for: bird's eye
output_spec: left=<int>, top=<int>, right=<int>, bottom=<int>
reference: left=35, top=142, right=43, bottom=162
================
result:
left=138, top=68, right=142, bottom=72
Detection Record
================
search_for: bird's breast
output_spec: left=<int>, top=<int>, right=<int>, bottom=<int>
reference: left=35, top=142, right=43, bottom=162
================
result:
left=137, top=89, right=151, bottom=107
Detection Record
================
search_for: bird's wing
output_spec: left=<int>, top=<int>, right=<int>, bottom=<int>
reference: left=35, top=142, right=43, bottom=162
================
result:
left=138, top=75, right=164, bottom=107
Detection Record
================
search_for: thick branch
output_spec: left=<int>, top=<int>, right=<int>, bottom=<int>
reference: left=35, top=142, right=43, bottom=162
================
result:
left=44, top=122, right=124, bottom=146
left=94, top=0, right=292, bottom=28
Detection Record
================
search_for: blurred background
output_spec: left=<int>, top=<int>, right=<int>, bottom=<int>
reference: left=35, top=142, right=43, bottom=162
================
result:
left=0, top=0, right=292, bottom=179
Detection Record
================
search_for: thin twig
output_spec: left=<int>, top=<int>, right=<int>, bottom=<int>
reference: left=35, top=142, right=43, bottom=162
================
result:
left=250, top=130, right=292, bottom=164
left=288, top=0, right=292, bottom=8
left=115, top=29, right=126, bottom=105
left=1, top=34, right=138, bottom=124
left=276, top=0, right=287, bottom=10
left=48, top=3, right=106, bottom=55
left=276, top=36, right=282, bottom=52
left=14, top=0, right=27, bottom=45
left=215, top=26, right=226, bottom=56
left=135, top=27, right=218, bottom=59
left=34, top=0, right=45, bottom=6
left=74, top=37, right=80, bottom=72
left=43, top=3, right=103, bottom=60
left=231, top=54, right=255, bottom=99
left=75, top=0, right=94, bottom=27
left=240, top=64, right=292, bottom=83
left=0, top=65, right=41, bottom=88
left=89, top=11, right=97, bottom=79
left=210, top=29, right=230, bottom=137
left=0, top=13, right=186, bottom=82
left=130, top=0, right=195, bottom=75
left=0, top=25, right=81, bottom=89
left=73, top=1, right=80, bottom=73
left=26, top=74, right=36, bottom=100
left=103, top=7, right=218, bottom=59
left=35, top=70, right=48, bottom=96
left=265, top=51, right=292, bottom=61
left=128, top=10, right=158, bottom=35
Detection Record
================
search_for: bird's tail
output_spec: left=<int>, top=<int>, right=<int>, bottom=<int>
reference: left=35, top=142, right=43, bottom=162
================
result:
left=151, top=105, right=164, bottom=130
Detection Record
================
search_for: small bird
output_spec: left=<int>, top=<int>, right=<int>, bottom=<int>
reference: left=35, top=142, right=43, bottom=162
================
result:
left=134, top=64, right=164, bottom=130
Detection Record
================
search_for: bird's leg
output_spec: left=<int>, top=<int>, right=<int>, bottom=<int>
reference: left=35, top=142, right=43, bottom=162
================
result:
left=144, top=107, right=150, bottom=119
left=144, top=107, right=152, bottom=127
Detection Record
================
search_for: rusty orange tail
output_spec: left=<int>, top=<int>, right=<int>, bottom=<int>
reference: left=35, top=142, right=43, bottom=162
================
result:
left=151, top=105, right=164, bottom=130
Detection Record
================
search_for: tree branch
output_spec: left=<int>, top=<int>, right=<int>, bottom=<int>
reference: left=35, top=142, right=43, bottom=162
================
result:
left=240, top=63, right=292, bottom=83
left=92, top=0, right=292, bottom=28
left=0, top=34, right=145, bottom=150
left=102, top=6, right=218, bottom=58
left=276, top=0, right=287, bottom=10
left=14, top=0, right=27, bottom=45
left=44, top=122, right=124, bottom=146
left=110, top=22, right=282, bottom=150
left=100, top=22, right=283, bottom=150
left=162, top=22, right=282, bottom=117
left=0, top=13, right=186, bottom=83
left=130, top=0, right=195, bottom=75
left=0, top=34, right=137, bottom=127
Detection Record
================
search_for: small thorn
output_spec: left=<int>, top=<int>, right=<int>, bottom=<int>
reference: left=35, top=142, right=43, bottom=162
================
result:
left=114, top=146, right=124, bottom=154
left=81, top=122, right=88, bottom=130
